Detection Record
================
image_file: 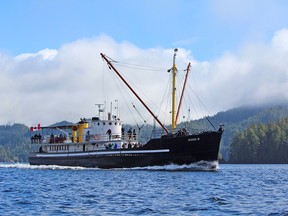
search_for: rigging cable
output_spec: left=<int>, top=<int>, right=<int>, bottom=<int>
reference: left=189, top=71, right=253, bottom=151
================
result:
left=132, top=103, right=148, bottom=124
left=157, top=69, right=172, bottom=126
left=114, top=61, right=167, bottom=71
left=104, top=61, right=155, bottom=127
left=132, top=103, right=148, bottom=132
left=185, top=81, right=219, bottom=130
left=103, top=61, right=137, bottom=123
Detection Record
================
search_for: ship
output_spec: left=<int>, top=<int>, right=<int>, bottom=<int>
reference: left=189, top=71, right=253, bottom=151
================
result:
left=28, top=49, right=224, bottom=169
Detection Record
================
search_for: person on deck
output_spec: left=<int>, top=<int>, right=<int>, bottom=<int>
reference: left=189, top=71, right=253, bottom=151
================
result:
left=86, top=131, right=90, bottom=142
left=121, top=127, right=125, bottom=140
left=106, top=129, right=112, bottom=140
left=127, top=128, right=132, bottom=140
left=37, top=134, right=42, bottom=143
left=50, top=133, right=54, bottom=143
left=133, top=129, right=136, bottom=140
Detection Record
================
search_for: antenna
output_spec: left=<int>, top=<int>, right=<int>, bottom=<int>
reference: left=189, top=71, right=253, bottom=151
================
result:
left=115, top=99, right=119, bottom=117
left=95, top=103, right=104, bottom=118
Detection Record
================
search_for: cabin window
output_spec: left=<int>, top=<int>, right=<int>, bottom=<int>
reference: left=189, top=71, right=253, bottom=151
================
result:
left=97, top=122, right=100, bottom=126
left=103, top=122, right=105, bottom=125
left=115, top=122, right=117, bottom=125
left=109, top=122, right=112, bottom=125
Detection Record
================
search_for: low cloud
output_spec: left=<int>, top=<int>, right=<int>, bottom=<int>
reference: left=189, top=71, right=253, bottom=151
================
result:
left=0, top=30, right=288, bottom=127
left=198, top=28, right=288, bottom=112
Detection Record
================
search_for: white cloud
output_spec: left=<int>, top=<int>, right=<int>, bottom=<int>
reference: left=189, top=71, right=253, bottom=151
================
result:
left=272, top=28, right=288, bottom=52
left=15, top=48, right=58, bottom=61
left=193, top=28, right=288, bottom=112
left=0, top=31, right=288, bottom=127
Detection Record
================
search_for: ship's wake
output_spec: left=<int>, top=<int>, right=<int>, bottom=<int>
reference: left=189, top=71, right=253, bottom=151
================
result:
left=0, top=160, right=219, bottom=171
left=126, top=161, right=219, bottom=172
left=0, top=163, right=93, bottom=170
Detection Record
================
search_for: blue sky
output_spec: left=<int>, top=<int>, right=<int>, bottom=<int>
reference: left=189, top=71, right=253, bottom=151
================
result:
left=1, top=0, right=288, bottom=59
left=0, top=0, right=288, bottom=126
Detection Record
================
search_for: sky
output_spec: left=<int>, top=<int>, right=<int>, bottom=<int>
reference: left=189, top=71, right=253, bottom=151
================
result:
left=0, top=0, right=288, bottom=127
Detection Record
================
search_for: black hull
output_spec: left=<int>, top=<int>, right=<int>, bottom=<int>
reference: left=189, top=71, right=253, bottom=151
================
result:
left=29, top=131, right=222, bottom=169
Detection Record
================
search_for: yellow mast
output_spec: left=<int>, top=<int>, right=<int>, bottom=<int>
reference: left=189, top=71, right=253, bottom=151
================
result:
left=171, top=48, right=178, bottom=131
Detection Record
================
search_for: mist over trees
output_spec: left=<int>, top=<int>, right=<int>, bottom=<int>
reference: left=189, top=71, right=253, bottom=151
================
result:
left=213, top=105, right=288, bottom=161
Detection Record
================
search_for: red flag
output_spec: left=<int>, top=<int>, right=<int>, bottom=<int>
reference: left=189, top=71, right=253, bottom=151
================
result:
left=30, top=123, right=41, bottom=131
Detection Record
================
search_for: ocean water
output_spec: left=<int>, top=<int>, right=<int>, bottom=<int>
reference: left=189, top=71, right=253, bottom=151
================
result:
left=0, top=163, right=288, bottom=216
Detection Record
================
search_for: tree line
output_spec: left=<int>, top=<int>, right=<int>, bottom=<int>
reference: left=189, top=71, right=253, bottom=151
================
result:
left=229, top=118, right=288, bottom=163
left=0, top=124, right=30, bottom=162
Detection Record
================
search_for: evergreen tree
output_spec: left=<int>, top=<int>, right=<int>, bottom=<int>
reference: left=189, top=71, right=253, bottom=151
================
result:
left=229, top=118, right=288, bottom=163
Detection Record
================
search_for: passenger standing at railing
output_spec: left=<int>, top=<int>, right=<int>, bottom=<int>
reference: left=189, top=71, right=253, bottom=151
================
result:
left=128, top=128, right=132, bottom=140
left=86, top=131, right=90, bottom=141
left=133, top=129, right=136, bottom=140
left=121, top=127, right=125, bottom=140
left=59, top=134, right=63, bottom=143
left=31, top=134, right=37, bottom=144
left=37, top=134, right=42, bottom=143
left=50, top=133, right=54, bottom=143
left=106, top=129, right=112, bottom=140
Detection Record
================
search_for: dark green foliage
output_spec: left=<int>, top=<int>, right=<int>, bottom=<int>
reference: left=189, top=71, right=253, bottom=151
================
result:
left=213, top=105, right=288, bottom=160
left=229, top=118, right=288, bottom=163
left=0, top=124, right=30, bottom=162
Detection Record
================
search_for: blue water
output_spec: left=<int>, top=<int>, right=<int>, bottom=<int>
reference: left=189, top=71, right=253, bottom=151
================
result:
left=1, top=163, right=288, bottom=216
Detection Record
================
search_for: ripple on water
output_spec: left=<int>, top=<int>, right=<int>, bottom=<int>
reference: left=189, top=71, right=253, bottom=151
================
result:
left=1, top=163, right=288, bottom=215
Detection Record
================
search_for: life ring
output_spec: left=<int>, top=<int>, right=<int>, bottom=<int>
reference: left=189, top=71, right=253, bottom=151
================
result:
left=72, top=125, right=78, bottom=131
left=94, top=135, right=100, bottom=140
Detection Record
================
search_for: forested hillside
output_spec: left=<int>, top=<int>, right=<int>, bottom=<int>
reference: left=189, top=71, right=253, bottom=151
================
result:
left=0, top=105, right=287, bottom=163
left=229, top=118, right=288, bottom=163
left=212, top=105, right=288, bottom=160
left=0, top=124, right=30, bottom=162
